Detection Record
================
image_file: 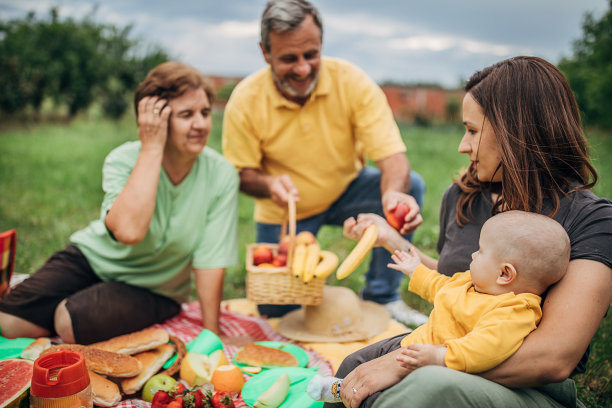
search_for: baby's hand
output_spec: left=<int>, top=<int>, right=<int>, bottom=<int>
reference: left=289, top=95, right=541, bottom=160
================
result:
left=396, top=344, right=447, bottom=372
left=387, top=248, right=420, bottom=277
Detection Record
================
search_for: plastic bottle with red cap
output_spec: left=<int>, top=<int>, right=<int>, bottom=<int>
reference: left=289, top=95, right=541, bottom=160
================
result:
left=30, top=350, right=93, bottom=408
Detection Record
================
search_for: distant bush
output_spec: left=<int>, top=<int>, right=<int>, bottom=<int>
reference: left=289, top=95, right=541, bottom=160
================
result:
left=559, top=1, right=612, bottom=129
left=0, top=8, right=170, bottom=119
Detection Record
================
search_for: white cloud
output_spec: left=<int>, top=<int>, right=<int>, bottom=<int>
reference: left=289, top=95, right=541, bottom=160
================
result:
left=217, top=20, right=259, bottom=38
left=388, top=34, right=528, bottom=56
left=324, top=13, right=402, bottom=37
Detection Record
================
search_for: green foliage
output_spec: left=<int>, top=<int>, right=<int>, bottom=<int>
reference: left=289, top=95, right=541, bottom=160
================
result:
left=0, top=7, right=169, bottom=119
left=215, top=82, right=238, bottom=103
left=559, top=0, right=612, bottom=128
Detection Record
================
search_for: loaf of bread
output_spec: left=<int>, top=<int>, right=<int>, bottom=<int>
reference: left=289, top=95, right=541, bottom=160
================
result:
left=121, top=343, right=175, bottom=395
left=91, top=328, right=169, bottom=355
left=89, top=370, right=121, bottom=407
left=234, top=343, right=298, bottom=367
left=42, top=344, right=142, bottom=378
left=21, top=337, right=52, bottom=360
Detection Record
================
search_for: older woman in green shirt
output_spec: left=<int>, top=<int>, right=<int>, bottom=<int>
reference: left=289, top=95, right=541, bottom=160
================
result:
left=0, top=62, right=246, bottom=346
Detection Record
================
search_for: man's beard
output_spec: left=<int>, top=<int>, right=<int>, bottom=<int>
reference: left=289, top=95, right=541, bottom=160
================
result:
left=272, top=70, right=318, bottom=100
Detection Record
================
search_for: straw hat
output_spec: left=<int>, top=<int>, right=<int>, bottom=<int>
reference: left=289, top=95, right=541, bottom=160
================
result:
left=276, top=286, right=390, bottom=342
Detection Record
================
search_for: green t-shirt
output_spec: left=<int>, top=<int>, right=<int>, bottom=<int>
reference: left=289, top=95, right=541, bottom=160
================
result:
left=70, top=141, right=239, bottom=303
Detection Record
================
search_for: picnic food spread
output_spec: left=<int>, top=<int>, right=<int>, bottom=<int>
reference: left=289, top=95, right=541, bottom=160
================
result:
left=0, top=324, right=329, bottom=408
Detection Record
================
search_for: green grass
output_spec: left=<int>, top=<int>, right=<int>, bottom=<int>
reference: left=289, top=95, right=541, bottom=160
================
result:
left=0, top=115, right=610, bottom=406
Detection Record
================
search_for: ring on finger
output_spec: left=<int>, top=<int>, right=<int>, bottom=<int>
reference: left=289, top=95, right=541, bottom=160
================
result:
left=352, top=386, right=357, bottom=394
left=153, top=108, right=161, bottom=115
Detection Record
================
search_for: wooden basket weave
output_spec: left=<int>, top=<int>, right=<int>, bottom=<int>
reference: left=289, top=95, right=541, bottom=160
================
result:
left=245, top=196, right=324, bottom=306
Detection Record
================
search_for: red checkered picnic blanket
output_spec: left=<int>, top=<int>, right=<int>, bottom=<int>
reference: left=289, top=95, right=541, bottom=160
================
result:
left=115, top=301, right=333, bottom=408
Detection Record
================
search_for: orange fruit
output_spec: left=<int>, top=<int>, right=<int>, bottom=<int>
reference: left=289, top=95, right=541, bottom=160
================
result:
left=211, top=364, right=245, bottom=393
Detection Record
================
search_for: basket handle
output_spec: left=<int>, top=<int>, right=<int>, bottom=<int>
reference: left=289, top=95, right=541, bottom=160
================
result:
left=280, top=194, right=297, bottom=267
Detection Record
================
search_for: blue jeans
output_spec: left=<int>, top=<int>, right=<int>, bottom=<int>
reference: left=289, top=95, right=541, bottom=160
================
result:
left=256, top=167, right=425, bottom=317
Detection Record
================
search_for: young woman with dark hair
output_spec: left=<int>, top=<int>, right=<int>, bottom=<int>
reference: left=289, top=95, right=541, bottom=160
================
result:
left=330, top=56, right=612, bottom=408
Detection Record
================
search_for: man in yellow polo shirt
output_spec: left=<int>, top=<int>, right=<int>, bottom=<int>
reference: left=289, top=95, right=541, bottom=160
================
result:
left=222, top=0, right=427, bottom=325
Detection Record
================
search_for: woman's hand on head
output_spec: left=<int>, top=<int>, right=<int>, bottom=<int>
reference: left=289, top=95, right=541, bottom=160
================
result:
left=137, top=96, right=172, bottom=150
left=343, top=213, right=402, bottom=249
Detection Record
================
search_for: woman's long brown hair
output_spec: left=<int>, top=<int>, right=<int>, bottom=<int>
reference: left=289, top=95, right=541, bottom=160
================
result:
left=455, top=56, right=598, bottom=225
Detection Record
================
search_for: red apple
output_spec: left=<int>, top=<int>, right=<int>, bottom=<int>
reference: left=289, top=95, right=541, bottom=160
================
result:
left=253, top=245, right=274, bottom=265
left=386, top=203, right=410, bottom=231
left=273, top=253, right=287, bottom=267
left=278, top=236, right=291, bottom=255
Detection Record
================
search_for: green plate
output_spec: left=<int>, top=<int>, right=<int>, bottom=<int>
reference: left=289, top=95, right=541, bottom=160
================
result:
left=233, top=341, right=309, bottom=371
left=241, top=367, right=323, bottom=408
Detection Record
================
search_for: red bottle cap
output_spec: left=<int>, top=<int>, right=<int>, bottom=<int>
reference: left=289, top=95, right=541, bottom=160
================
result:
left=31, top=350, right=90, bottom=398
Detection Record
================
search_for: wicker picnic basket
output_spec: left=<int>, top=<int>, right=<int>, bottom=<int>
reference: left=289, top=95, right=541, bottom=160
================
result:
left=245, top=196, right=325, bottom=306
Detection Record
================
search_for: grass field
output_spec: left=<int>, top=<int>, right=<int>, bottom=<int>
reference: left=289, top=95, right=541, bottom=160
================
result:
left=0, top=113, right=610, bottom=406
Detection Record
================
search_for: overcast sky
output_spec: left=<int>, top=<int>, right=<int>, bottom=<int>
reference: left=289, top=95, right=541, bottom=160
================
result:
left=1, top=0, right=608, bottom=87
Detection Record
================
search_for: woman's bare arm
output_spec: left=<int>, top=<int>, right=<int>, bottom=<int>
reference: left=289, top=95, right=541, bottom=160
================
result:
left=106, top=97, right=170, bottom=244
left=481, top=259, right=612, bottom=386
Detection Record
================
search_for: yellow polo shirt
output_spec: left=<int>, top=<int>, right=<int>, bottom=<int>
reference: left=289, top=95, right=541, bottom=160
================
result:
left=222, top=57, right=405, bottom=223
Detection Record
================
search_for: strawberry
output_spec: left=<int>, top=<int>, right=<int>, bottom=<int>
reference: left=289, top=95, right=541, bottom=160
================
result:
left=151, top=391, right=173, bottom=408
left=191, top=389, right=206, bottom=408
left=182, top=388, right=206, bottom=408
left=211, top=392, right=235, bottom=408
left=167, top=401, right=182, bottom=408
left=173, top=383, right=187, bottom=397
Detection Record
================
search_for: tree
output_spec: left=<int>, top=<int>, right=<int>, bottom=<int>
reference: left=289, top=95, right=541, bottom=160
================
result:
left=559, top=0, right=612, bottom=128
left=0, top=8, right=170, bottom=119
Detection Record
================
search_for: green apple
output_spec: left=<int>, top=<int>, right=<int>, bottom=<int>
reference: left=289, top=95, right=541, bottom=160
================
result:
left=141, top=374, right=177, bottom=402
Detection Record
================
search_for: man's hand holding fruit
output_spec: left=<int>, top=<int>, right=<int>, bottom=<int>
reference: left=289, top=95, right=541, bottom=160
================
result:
left=381, top=190, right=422, bottom=235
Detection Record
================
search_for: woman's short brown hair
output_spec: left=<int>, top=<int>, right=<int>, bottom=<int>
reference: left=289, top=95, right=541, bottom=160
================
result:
left=455, top=56, right=598, bottom=225
left=133, top=61, right=215, bottom=117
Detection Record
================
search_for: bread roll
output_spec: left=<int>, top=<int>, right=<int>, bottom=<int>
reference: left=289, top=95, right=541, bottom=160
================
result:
left=121, top=343, right=175, bottom=395
left=234, top=343, right=298, bottom=367
left=21, top=337, right=51, bottom=360
left=89, top=370, right=121, bottom=407
left=91, top=328, right=169, bottom=355
left=42, top=344, right=142, bottom=378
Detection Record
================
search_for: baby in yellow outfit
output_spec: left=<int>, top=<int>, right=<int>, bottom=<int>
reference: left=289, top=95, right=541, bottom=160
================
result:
left=309, top=210, right=570, bottom=402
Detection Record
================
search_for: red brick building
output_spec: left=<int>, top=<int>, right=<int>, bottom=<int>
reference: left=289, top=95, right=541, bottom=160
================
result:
left=381, top=85, right=464, bottom=123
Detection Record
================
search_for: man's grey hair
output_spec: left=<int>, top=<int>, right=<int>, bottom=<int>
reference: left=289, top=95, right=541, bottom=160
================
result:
left=260, top=0, right=323, bottom=52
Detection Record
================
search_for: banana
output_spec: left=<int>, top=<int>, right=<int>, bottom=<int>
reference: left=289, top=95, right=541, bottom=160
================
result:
left=336, top=224, right=378, bottom=280
left=302, top=242, right=320, bottom=283
left=292, top=243, right=307, bottom=279
left=253, top=372, right=290, bottom=408
left=313, top=250, right=340, bottom=279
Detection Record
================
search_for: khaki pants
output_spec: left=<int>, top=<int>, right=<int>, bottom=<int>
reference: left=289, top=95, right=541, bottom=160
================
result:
left=373, top=366, right=583, bottom=408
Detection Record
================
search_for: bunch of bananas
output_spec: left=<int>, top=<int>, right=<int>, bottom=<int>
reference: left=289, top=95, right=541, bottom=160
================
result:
left=289, top=224, right=378, bottom=283
left=290, top=232, right=339, bottom=283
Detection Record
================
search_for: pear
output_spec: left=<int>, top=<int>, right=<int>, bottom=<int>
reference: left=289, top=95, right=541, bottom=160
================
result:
left=253, top=372, right=290, bottom=408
